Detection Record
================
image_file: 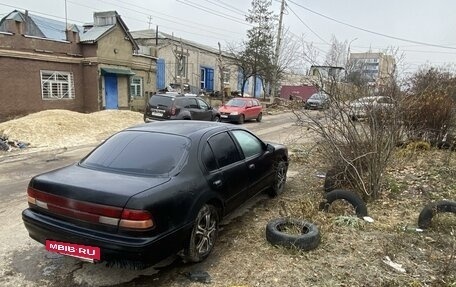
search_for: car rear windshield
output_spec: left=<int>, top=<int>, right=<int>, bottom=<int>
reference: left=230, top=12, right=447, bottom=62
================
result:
left=149, top=95, right=174, bottom=108
left=80, top=131, right=190, bottom=176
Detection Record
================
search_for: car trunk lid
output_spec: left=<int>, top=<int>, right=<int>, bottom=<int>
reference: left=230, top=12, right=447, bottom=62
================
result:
left=28, top=164, right=170, bottom=231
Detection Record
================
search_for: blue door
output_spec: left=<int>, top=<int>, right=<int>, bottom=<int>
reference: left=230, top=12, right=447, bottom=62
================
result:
left=105, top=74, right=118, bottom=109
left=206, top=68, right=214, bottom=91
left=156, top=58, right=165, bottom=90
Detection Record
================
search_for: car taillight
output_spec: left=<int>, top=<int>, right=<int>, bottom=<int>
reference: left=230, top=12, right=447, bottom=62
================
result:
left=27, top=187, right=154, bottom=230
left=120, top=209, right=154, bottom=229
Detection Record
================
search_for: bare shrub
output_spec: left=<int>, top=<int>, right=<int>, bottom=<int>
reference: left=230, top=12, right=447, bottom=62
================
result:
left=401, top=67, right=456, bottom=143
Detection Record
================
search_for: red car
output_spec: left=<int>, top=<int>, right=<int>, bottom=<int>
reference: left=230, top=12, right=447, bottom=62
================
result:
left=218, top=98, right=263, bottom=124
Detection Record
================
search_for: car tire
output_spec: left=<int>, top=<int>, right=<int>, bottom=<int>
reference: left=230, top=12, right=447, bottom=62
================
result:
left=418, top=200, right=456, bottom=229
left=213, top=115, right=221, bottom=122
left=319, top=189, right=368, bottom=218
left=268, top=160, right=287, bottom=197
left=256, top=112, right=263, bottom=122
left=238, top=114, right=245, bottom=124
left=323, top=168, right=344, bottom=193
left=266, top=218, right=320, bottom=251
left=184, top=204, right=219, bottom=263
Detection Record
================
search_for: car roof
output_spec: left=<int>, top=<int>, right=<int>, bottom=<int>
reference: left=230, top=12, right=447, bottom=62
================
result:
left=152, top=93, right=197, bottom=98
left=231, top=97, right=256, bottom=101
left=126, top=121, right=238, bottom=138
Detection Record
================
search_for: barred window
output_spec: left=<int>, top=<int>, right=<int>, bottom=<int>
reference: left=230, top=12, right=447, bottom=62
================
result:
left=41, top=71, right=74, bottom=99
left=130, top=77, right=143, bottom=97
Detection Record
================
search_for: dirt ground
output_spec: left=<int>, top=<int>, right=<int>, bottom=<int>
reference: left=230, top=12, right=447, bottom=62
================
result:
left=0, top=110, right=455, bottom=286
left=138, top=146, right=456, bottom=287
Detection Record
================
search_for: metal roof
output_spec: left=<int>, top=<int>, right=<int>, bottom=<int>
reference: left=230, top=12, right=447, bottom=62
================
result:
left=0, top=10, right=81, bottom=41
left=79, top=25, right=114, bottom=42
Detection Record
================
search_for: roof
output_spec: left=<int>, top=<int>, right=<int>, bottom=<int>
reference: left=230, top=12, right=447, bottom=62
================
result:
left=0, top=10, right=81, bottom=41
left=131, top=29, right=231, bottom=57
left=79, top=25, right=114, bottom=42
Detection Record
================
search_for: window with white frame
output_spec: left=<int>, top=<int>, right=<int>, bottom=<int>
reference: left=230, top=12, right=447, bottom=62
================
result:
left=223, top=69, right=230, bottom=84
left=130, top=77, right=143, bottom=97
left=40, top=70, right=74, bottom=99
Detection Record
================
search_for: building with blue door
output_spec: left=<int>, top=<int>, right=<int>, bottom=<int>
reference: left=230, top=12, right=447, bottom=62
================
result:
left=132, top=29, right=244, bottom=96
left=0, top=10, right=157, bottom=120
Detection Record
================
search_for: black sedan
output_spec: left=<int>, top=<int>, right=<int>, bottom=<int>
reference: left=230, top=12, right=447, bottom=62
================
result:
left=22, top=121, right=288, bottom=266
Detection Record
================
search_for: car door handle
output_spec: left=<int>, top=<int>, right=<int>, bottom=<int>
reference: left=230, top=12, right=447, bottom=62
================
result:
left=213, top=179, right=222, bottom=187
left=249, top=164, right=255, bottom=170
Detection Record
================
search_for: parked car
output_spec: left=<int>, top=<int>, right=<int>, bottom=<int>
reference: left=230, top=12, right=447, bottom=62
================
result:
left=22, top=121, right=288, bottom=267
left=348, top=96, right=394, bottom=121
left=144, top=93, right=220, bottom=122
left=304, top=92, right=330, bottom=110
left=218, top=98, right=263, bottom=124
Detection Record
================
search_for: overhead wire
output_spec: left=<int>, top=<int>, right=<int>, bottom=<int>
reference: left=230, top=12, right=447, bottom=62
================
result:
left=201, top=0, right=246, bottom=17
left=287, top=0, right=456, bottom=50
left=286, top=3, right=329, bottom=45
left=100, top=0, right=241, bottom=34
left=176, top=0, right=253, bottom=27
left=0, top=2, right=86, bottom=24
left=67, top=0, right=240, bottom=42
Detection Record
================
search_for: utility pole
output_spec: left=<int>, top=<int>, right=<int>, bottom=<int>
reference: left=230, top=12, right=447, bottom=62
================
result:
left=271, top=0, right=286, bottom=102
left=64, top=0, right=68, bottom=32
left=179, top=38, right=184, bottom=93
left=218, top=42, right=225, bottom=104
left=148, top=16, right=153, bottom=29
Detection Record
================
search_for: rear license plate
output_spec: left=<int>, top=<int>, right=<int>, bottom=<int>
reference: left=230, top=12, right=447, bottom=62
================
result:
left=221, top=115, right=228, bottom=118
left=151, top=112, right=163, bottom=117
left=46, top=240, right=100, bottom=262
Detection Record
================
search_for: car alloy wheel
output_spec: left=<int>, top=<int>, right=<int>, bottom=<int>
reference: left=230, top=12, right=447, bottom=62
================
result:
left=184, top=204, right=219, bottom=262
left=268, top=160, right=287, bottom=197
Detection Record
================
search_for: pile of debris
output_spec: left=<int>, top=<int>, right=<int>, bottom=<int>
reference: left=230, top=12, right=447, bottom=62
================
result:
left=0, top=135, right=28, bottom=152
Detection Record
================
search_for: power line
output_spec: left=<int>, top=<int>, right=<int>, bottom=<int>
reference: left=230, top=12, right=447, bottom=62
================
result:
left=287, top=0, right=456, bottom=51
left=286, top=4, right=329, bottom=45
left=202, top=0, right=245, bottom=17
left=67, top=0, right=240, bottom=42
left=101, top=0, right=241, bottom=34
left=0, top=2, right=85, bottom=24
left=217, top=0, right=247, bottom=15
left=176, top=0, right=253, bottom=27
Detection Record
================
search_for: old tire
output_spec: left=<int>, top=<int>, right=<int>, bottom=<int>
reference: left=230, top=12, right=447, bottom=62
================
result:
left=323, top=168, right=345, bottom=193
left=256, top=112, right=263, bottom=122
left=266, top=218, right=320, bottom=251
left=268, top=160, right=287, bottom=197
left=418, top=200, right=456, bottom=229
left=320, top=189, right=368, bottom=218
left=184, top=204, right=219, bottom=263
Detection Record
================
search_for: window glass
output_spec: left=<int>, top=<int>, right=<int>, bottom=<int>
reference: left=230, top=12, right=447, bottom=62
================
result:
left=208, top=132, right=240, bottom=167
left=41, top=70, right=75, bottom=99
left=130, top=77, right=143, bottom=97
left=232, top=130, right=263, bottom=158
left=81, top=131, right=190, bottom=176
left=149, top=95, right=174, bottom=108
left=198, top=98, right=209, bottom=110
left=202, top=144, right=217, bottom=171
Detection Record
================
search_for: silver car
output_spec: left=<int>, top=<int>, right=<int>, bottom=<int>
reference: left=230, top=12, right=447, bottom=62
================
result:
left=349, top=96, right=393, bottom=121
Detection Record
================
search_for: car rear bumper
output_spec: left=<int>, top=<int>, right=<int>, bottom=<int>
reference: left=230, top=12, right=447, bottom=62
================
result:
left=22, top=208, right=191, bottom=264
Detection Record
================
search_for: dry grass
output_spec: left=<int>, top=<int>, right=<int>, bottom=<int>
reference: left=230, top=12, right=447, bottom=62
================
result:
left=0, top=109, right=144, bottom=149
left=148, top=144, right=456, bottom=287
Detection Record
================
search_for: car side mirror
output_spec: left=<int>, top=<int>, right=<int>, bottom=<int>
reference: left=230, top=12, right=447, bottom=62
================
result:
left=266, top=143, right=275, bottom=153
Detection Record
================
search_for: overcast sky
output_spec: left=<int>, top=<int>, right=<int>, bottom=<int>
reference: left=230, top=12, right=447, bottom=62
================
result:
left=1, top=0, right=455, bottom=75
